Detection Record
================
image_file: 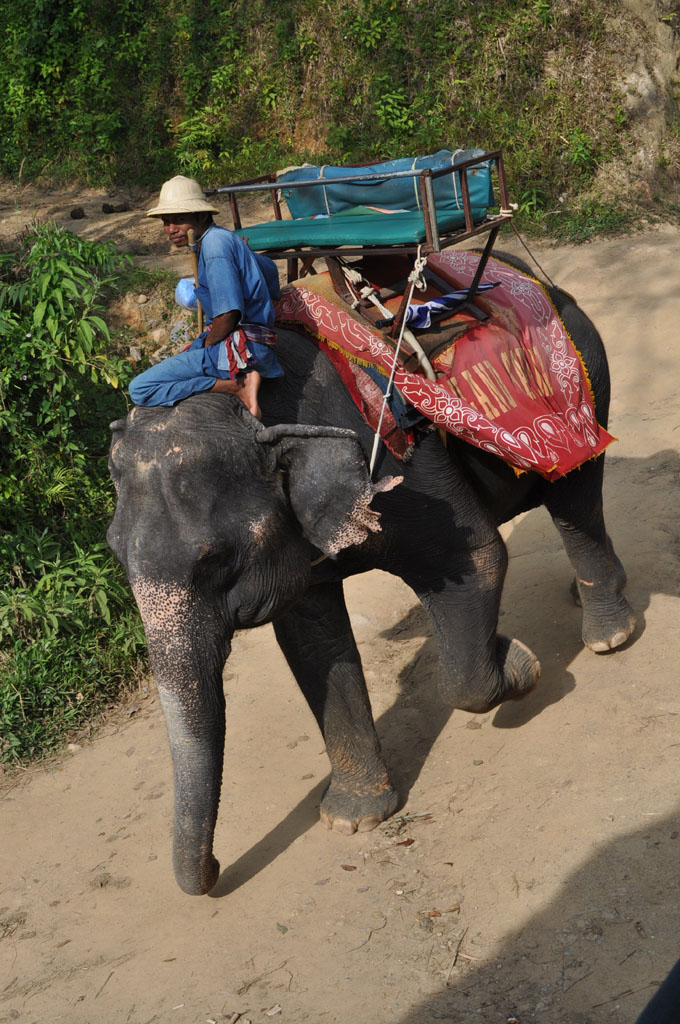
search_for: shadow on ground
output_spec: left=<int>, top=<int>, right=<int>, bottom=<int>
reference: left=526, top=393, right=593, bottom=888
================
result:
left=393, top=802, right=680, bottom=1023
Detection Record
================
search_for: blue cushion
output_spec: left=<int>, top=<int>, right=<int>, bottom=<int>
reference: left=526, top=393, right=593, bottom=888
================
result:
left=277, top=149, right=494, bottom=219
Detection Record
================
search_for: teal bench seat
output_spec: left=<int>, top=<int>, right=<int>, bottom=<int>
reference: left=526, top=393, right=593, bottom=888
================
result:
left=236, top=206, right=488, bottom=252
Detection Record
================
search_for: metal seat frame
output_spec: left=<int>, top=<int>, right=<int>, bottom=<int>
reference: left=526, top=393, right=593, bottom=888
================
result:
left=205, top=150, right=513, bottom=338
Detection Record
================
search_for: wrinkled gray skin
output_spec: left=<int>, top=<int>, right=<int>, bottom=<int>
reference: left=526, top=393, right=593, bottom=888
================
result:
left=108, top=255, right=636, bottom=895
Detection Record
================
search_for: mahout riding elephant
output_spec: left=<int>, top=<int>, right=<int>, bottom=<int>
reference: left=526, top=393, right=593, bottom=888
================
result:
left=107, top=254, right=635, bottom=895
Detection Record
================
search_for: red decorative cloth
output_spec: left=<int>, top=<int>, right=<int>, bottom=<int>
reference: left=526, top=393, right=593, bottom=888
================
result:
left=275, top=252, right=615, bottom=480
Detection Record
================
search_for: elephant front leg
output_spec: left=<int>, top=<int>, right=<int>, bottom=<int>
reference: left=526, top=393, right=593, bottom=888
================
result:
left=273, top=581, right=399, bottom=835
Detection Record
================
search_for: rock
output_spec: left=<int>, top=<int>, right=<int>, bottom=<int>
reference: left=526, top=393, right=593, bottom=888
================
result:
left=102, top=202, right=131, bottom=214
left=136, top=294, right=149, bottom=305
left=70, top=207, right=86, bottom=219
left=169, top=320, right=192, bottom=347
left=129, top=346, right=142, bottom=363
left=150, top=344, right=173, bottom=364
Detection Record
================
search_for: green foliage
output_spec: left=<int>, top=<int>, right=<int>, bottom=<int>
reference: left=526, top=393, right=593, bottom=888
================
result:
left=545, top=200, right=637, bottom=243
left=164, top=0, right=631, bottom=218
left=0, top=0, right=179, bottom=183
left=534, top=0, right=553, bottom=28
left=517, top=186, right=546, bottom=217
left=0, top=224, right=147, bottom=763
left=564, top=127, right=597, bottom=173
left=0, top=0, right=637, bottom=227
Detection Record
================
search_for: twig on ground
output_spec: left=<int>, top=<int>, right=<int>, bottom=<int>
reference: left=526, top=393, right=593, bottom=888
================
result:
left=563, top=969, right=593, bottom=993
left=95, top=969, right=115, bottom=998
left=236, top=960, right=288, bottom=996
left=591, top=982, right=658, bottom=1008
left=345, top=913, right=387, bottom=953
left=445, top=927, right=469, bottom=985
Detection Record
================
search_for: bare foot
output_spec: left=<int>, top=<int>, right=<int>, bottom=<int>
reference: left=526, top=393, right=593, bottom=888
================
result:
left=210, top=371, right=261, bottom=419
left=210, top=377, right=240, bottom=396
left=237, top=370, right=261, bottom=419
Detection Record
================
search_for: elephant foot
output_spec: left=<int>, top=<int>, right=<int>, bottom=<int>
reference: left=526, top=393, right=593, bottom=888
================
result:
left=173, top=852, right=221, bottom=896
left=570, top=579, right=637, bottom=652
left=319, top=775, right=400, bottom=836
left=438, top=636, right=541, bottom=714
left=582, top=596, right=637, bottom=652
left=497, top=636, right=541, bottom=699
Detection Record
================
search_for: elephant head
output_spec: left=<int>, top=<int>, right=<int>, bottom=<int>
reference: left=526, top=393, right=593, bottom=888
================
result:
left=107, top=393, right=400, bottom=893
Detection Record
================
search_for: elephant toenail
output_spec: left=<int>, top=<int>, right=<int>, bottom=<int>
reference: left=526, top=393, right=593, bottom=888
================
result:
left=331, top=818, right=356, bottom=836
left=357, top=815, right=381, bottom=833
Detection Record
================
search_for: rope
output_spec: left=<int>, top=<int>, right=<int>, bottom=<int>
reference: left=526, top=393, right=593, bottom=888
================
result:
left=319, top=165, right=331, bottom=215
left=509, top=221, right=557, bottom=290
left=340, top=258, right=434, bottom=379
left=368, top=246, right=428, bottom=477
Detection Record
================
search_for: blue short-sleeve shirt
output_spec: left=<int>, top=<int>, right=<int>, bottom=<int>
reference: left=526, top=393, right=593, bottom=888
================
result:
left=194, top=224, right=280, bottom=326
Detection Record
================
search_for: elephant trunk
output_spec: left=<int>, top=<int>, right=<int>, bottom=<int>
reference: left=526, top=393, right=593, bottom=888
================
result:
left=157, top=686, right=224, bottom=895
left=131, top=576, right=229, bottom=895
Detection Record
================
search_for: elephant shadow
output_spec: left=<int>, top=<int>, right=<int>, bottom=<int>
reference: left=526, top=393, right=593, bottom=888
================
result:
left=212, top=448, right=680, bottom=897
left=394, top=803, right=680, bottom=1023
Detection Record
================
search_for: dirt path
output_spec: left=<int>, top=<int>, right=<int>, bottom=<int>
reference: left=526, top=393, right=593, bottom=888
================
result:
left=1, top=188, right=679, bottom=1024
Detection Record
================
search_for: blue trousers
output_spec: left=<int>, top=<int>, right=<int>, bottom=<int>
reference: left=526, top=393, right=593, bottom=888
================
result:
left=129, top=332, right=283, bottom=408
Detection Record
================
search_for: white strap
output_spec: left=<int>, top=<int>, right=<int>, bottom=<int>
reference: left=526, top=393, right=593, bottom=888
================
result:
left=411, top=157, right=420, bottom=211
left=319, top=165, right=331, bottom=216
left=368, top=246, right=434, bottom=477
left=451, top=149, right=463, bottom=210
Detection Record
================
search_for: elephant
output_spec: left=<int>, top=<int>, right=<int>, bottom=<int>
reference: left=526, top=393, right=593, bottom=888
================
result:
left=107, top=254, right=636, bottom=895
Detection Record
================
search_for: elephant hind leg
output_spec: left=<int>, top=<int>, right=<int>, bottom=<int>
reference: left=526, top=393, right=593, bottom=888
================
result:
left=568, top=534, right=635, bottom=651
left=408, top=535, right=541, bottom=713
left=543, top=460, right=636, bottom=651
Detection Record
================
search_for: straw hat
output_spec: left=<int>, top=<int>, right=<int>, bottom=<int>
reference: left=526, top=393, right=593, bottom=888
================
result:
left=146, top=175, right=219, bottom=217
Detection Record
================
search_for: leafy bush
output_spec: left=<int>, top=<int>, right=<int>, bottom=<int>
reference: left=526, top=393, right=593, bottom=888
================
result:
left=0, top=0, right=177, bottom=183
left=0, top=224, right=147, bottom=763
left=0, top=0, right=648, bottom=226
left=153, top=0, right=635, bottom=219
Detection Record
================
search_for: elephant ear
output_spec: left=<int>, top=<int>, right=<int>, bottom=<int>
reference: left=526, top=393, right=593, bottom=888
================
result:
left=256, top=424, right=402, bottom=556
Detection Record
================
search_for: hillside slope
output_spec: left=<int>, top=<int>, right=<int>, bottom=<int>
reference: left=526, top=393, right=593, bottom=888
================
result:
left=1, top=0, right=680, bottom=233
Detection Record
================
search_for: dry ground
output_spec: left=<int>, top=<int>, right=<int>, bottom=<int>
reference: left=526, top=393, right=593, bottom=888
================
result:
left=1, top=184, right=679, bottom=1024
